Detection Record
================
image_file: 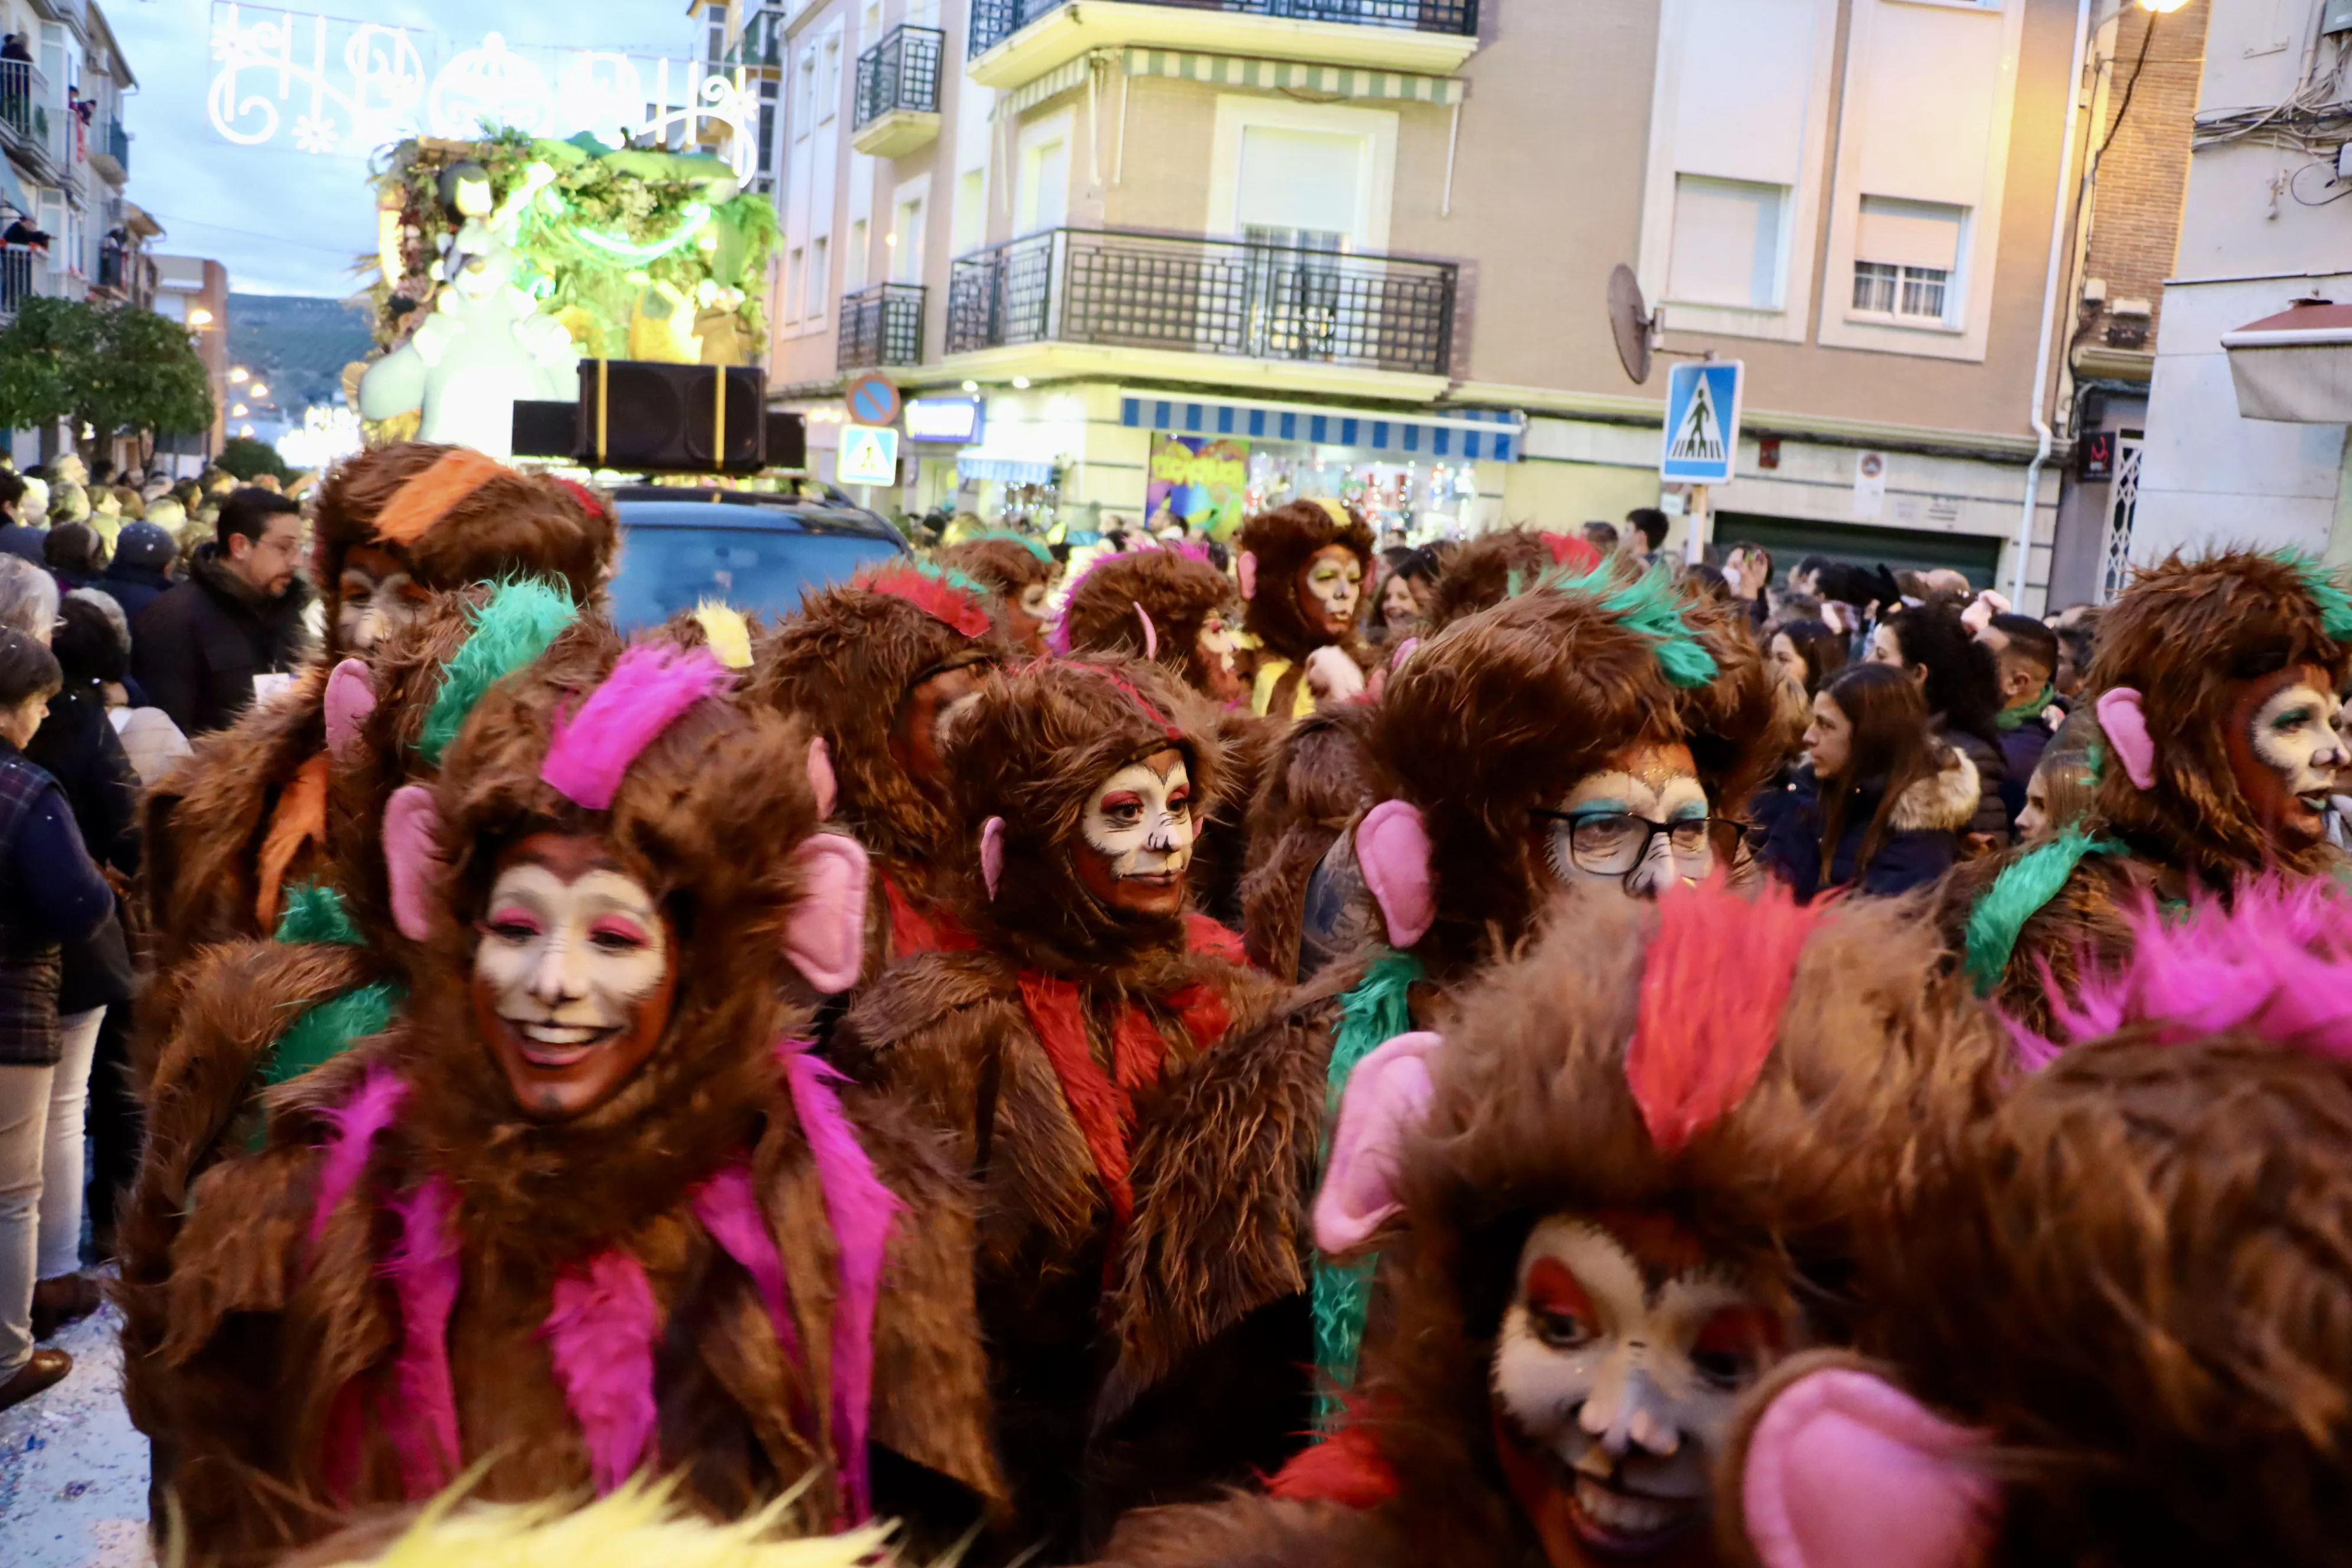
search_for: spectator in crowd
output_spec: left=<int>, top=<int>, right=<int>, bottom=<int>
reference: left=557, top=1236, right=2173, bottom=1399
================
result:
left=2014, top=707, right=2104, bottom=844
left=2049, top=602, right=2098, bottom=697
left=130, top=487, right=312, bottom=738
left=1868, top=599, right=2011, bottom=843
left=0, top=629, right=114, bottom=1409
left=1580, top=520, right=1621, bottom=556
left=99, top=520, right=177, bottom=621
left=1768, top=617, right=1848, bottom=699
left=41, top=522, right=103, bottom=594
left=1978, top=610, right=2061, bottom=824
left=1624, top=506, right=1669, bottom=564
left=1372, top=541, right=1448, bottom=645
left=1723, top=541, right=1773, bottom=629
left=63, top=586, right=186, bottom=788
left=0, top=472, right=40, bottom=566
left=1, top=34, right=34, bottom=64
left=27, top=597, right=137, bottom=874
left=0, top=554, right=57, bottom=645
left=1760, top=662, right=1982, bottom=901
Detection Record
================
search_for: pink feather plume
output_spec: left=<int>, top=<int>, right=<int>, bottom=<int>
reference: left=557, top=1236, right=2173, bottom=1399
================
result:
left=540, top=644, right=735, bottom=811
left=778, top=1037, right=901, bottom=1521
left=385, top=1175, right=462, bottom=1498
left=690, top=1164, right=805, bottom=1372
left=542, top=1248, right=662, bottom=1494
left=308, top=1064, right=408, bottom=1250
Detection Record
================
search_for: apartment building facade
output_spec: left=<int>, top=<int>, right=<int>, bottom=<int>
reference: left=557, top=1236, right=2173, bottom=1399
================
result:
left=0, top=0, right=143, bottom=321
left=767, top=0, right=2112, bottom=609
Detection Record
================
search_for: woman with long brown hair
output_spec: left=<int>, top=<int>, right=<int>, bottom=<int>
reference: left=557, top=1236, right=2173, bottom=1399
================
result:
left=1760, top=661, right=1980, bottom=899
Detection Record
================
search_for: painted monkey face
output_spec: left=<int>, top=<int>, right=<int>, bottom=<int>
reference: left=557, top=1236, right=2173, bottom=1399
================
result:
left=1537, top=742, right=1713, bottom=899
left=1074, top=746, right=1195, bottom=916
left=2224, top=664, right=2347, bottom=851
left=1490, top=1213, right=1796, bottom=1568
left=1195, top=611, right=1245, bottom=704
left=1010, top=581, right=1054, bottom=655
left=471, top=833, right=676, bottom=1121
left=337, top=543, right=431, bottom=654
left=1298, top=544, right=1363, bottom=641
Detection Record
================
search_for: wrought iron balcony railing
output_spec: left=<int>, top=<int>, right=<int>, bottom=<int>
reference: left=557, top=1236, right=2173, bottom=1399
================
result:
left=104, top=115, right=127, bottom=174
left=854, top=25, right=943, bottom=130
left=0, top=60, right=43, bottom=151
left=968, top=0, right=1476, bottom=58
left=839, top=283, right=926, bottom=369
left=946, top=228, right=1456, bottom=377
left=0, top=247, right=36, bottom=319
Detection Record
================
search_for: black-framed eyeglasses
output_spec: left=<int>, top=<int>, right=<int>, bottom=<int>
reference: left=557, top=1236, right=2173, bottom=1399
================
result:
left=1528, top=810, right=1731, bottom=876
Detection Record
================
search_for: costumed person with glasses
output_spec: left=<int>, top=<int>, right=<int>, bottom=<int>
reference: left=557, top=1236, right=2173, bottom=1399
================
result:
left=125, top=622, right=1003, bottom=1564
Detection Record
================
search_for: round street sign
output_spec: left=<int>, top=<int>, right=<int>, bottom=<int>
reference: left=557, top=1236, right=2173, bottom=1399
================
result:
left=845, top=374, right=903, bottom=427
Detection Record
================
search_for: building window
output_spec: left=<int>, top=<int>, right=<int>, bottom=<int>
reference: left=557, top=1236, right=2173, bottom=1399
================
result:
left=891, top=197, right=924, bottom=283
left=819, top=37, right=841, bottom=124
left=1666, top=174, right=1787, bottom=311
left=795, top=50, right=815, bottom=139
left=1851, top=197, right=1965, bottom=326
left=785, top=245, right=803, bottom=324
left=807, top=235, right=829, bottom=319
left=1235, top=125, right=1364, bottom=250
left=847, top=218, right=869, bottom=290
left=1017, top=133, right=1068, bottom=237
left=757, top=78, right=778, bottom=175
left=706, top=3, right=729, bottom=66
left=953, top=168, right=985, bottom=257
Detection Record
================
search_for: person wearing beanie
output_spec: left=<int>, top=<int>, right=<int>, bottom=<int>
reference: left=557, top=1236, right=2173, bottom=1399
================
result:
left=99, top=519, right=177, bottom=621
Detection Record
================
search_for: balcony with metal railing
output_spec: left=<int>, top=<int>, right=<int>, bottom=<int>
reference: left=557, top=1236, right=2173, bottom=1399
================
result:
left=0, top=246, right=38, bottom=321
left=946, top=228, right=1456, bottom=384
left=966, top=0, right=1479, bottom=88
left=87, top=112, right=126, bottom=182
left=0, top=59, right=53, bottom=178
left=838, top=283, right=927, bottom=370
left=851, top=26, right=943, bottom=158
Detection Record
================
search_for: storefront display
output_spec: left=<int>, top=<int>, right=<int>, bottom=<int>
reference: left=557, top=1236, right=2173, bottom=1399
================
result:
left=1240, top=446, right=1482, bottom=544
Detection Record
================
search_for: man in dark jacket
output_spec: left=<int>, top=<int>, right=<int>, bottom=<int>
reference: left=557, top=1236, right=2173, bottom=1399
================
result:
left=1979, top=611, right=2059, bottom=825
left=0, top=472, right=42, bottom=566
left=130, top=488, right=311, bottom=737
left=98, top=520, right=175, bottom=622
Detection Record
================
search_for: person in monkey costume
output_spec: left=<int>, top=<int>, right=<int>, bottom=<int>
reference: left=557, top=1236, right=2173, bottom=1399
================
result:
left=752, top=561, right=1012, bottom=979
left=831, top=656, right=1312, bottom=1560
left=1945, top=548, right=2351, bottom=1041
left=1096, top=880, right=2003, bottom=1568
left=1416, top=528, right=1603, bottom=644
left=1233, top=499, right=1376, bottom=720
left=125, top=622, right=1003, bottom=1567
left=1098, top=566, right=1792, bottom=1447
left=1722, top=883, right=2352, bottom=1568
left=937, top=532, right=1061, bottom=656
left=140, top=443, right=615, bottom=1028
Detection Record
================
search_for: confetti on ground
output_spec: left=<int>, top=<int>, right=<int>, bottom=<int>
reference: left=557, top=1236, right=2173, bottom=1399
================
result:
left=0, top=1299, right=153, bottom=1568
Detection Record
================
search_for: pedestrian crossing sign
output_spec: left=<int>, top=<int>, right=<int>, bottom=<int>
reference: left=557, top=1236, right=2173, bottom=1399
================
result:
left=838, top=424, right=900, bottom=486
left=1660, top=360, right=1744, bottom=484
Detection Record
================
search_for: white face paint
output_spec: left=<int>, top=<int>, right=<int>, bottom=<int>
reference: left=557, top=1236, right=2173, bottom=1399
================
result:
left=1197, top=612, right=1237, bottom=672
left=1080, top=756, right=1197, bottom=883
left=1017, top=582, right=1053, bottom=620
left=1301, top=546, right=1363, bottom=635
left=1541, top=745, right=1713, bottom=899
left=338, top=566, right=427, bottom=654
left=2251, top=680, right=2347, bottom=806
left=475, top=863, right=670, bottom=1063
left=1490, top=1216, right=1789, bottom=1558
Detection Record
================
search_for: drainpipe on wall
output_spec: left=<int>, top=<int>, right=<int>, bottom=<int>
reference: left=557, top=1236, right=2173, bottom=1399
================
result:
left=2014, top=0, right=2098, bottom=606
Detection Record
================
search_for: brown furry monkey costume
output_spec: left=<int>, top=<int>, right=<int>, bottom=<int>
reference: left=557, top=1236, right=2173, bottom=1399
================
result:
left=1099, top=883, right=2001, bottom=1568
left=126, top=622, right=1001, bottom=1567
left=1234, top=500, right=1376, bottom=720
left=937, top=534, right=1061, bottom=655
left=832, top=656, right=1305, bottom=1560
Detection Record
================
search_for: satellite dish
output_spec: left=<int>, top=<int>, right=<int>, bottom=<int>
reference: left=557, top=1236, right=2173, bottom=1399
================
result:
left=1608, top=263, right=1658, bottom=385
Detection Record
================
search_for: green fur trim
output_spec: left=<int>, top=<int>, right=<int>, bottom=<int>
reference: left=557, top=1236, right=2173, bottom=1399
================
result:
left=1961, top=827, right=2119, bottom=994
left=1548, top=562, right=1719, bottom=688
left=2282, top=549, right=2352, bottom=643
left=1504, top=567, right=1524, bottom=600
left=975, top=529, right=1053, bottom=564
left=272, top=880, right=361, bottom=947
left=263, top=982, right=403, bottom=1089
left=417, top=578, right=578, bottom=767
left=1310, top=948, right=1425, bottom=1427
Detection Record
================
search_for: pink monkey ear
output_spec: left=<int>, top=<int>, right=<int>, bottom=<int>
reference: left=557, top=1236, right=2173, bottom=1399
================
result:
left=1391, top=636, right=1420, bottom=668
left=980, top=816, right=1005, bottom=901
left=1314, top=1030, right=1443, bottom=1253
left=323, top=658, right=378, bottom=763
left=1238, top=550, right=1257, bottom=602
left=1741, top=1366, right=1998, bottom=1568
left=2095, top=687, right=2157, bottom=789
left=1357, top=799, right=1435, bottom=948
left=1133, top=601, right=1158, bottom=661
left=383, top=784, right=443, bottom=943
left=806, top=736, right=837, bottom=818
left=781, top=832, right=868, bottom=994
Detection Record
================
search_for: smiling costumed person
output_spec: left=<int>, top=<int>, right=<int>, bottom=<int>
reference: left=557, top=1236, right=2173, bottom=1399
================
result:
left=140, top=443, right=614, bottom=1023
left=1099, top=881, right=2002, bottom=1568
left=937, top=532, right=1062, bottom=656
left=126, top=622, right=1002, bottom=1565
left=832, top=656, right=1308, bottom=1559
left=1233, top=500, right=1376, bottom=720
left=1723, top=883, right=2352, bottom=1568
left=752, top=561, right=1011, bottom=980
left=1946, top=549, right=2352, bottom=1040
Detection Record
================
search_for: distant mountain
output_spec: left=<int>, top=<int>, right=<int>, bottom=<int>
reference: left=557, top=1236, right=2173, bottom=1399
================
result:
left=226, top=292, right=373, bottom=417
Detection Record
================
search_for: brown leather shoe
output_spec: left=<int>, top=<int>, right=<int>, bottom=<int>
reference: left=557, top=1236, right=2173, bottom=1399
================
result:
left=30, top=1273, right=101, bottom=1340
left=0, top=1347, right=70, bottom=1411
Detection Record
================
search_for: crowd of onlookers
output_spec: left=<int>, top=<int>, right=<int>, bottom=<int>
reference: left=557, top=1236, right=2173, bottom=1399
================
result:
left=0, top=455, right=320, bottom=1397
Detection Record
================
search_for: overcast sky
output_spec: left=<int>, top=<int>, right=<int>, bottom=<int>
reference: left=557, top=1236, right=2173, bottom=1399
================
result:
left=109, top=0, right=699, bottom=297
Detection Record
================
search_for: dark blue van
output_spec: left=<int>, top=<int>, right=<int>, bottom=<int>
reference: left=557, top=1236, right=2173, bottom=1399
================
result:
left=606, top=484, right=909, bottom=631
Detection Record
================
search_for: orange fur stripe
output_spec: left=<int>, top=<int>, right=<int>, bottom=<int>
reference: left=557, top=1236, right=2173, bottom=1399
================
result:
left=371, top=448, right=509, bottom=547
left=254, top=750, right=331, bottom=930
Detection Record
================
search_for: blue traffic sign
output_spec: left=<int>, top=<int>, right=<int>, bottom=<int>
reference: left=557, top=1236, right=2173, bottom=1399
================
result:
left=846, top=374, right=902, bottom=427
left=1660, top=360, right=1744, bottom=484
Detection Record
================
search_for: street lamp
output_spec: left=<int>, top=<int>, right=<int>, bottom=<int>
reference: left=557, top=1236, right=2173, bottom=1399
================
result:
left=228, top=365, right=249, bottom=383
left=2137, top=0, right=2186, bottom=10
left=231, top=403, right=248, bottom=417
left=249, top=383, right=269, bottom=398
left=188, top=307, right=213, bottom=327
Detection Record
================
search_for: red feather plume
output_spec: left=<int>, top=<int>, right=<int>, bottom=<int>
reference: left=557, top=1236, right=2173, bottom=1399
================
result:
left=870, top=566, right=993, bottom=638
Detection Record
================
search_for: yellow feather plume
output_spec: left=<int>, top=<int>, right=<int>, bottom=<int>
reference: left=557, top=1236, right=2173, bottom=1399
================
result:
left=693, top=600, right=756, bottom=669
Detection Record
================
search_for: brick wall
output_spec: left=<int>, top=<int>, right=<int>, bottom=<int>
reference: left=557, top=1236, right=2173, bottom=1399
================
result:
left=2077, top=0, right=2209, bottom=358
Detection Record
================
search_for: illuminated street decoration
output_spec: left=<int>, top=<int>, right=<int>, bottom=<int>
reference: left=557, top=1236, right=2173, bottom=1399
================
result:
left=206, top=3, right=759, bottom=181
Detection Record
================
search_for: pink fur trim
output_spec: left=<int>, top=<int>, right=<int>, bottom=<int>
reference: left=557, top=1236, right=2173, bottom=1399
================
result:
left=690, top=1164, right=805, bottom=1372
left=308, top=1064, right=408, bottom=1250
left=778, top=1038, right=901, bottom=1521
left=2093, top=687, right=2157, bottom=790
left=981, top=816, right=1005, bottom=901
left=1133, top=601, right=1158, bottom=660
left=385, top=1175, right=462, bottom=1498
left=542, top=1248, right=661, bottom=1494
left=324, top=658, right=377, bottom=763
left=808, top=736, right=837, bottom=818
left=541, top=644, right=735, bottom=811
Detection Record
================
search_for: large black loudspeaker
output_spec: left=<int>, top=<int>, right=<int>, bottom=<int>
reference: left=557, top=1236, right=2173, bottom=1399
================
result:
left=509, top=361, right=808, bottom=474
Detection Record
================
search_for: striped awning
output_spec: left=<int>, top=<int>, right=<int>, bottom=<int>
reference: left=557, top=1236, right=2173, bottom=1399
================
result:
left=1121, top=48, right=1465, bottom=106
left=1120, top=394, right=1521, bottom=462
left=992, top=55, right=1095, bottom=119
left=958, top=455, right=1060, bottom=485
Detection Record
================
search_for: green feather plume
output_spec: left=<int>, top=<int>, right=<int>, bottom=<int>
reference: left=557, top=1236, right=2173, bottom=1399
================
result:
left=263, top=982, right=403, bottom=1089
left=2281, top=549, right=2352, bottom=643
left=974, top=529, right=1053, bottom=565
left=1547, top=561, right=1719, bottom=688
left=273, top=880, right=361, bottom=947
left=1961, top=827, right=2119, bottom=994
left=1310, top=947, right=1425, bottom=1427
left=418, top=578, right=579, bottom=767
